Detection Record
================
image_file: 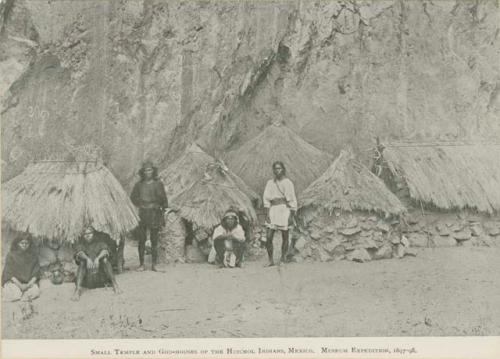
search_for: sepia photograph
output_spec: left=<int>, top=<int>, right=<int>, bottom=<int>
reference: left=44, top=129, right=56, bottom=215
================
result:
left=1, top=0, right=499, bottom=358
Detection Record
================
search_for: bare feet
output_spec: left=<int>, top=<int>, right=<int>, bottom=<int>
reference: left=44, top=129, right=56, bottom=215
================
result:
left=113, top=285, right=122, bottom=295
left=71, top=290, right=81, bottom=301
left=151, top=265, right=157, bottom=272
left=136, top=265, right=145, bottom=272
left=266, top=261, right=275, bottom=267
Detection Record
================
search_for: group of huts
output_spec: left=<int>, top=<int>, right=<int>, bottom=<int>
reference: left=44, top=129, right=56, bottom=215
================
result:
left=2, top=123, right=500, bottom=281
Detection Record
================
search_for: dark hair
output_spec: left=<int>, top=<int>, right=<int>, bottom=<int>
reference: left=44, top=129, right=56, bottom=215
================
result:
left=272, top=161, right=286, bottom=175
left=221, top=209, right=239, bottom=230
left=10, top=234, right=34, bottom=253
left=138, top=165, right=159, bottom=181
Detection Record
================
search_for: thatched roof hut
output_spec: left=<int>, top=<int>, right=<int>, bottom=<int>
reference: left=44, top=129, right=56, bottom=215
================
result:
left=172, top=162, right=258, bottom=229
left=2, top=161, right=139, bottom=243
left=160, top=143, right=259, bottom=206
left=299, top=150, right=405, bottom=216
left=225, top=123, right=333, bottom=194
left=381, top=143, right=500, bottom=214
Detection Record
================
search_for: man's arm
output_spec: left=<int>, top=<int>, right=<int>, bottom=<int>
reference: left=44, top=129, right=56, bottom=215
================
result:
left=130, top=183, right=141, bottom=207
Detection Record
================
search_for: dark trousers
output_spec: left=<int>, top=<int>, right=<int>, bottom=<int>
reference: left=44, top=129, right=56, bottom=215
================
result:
left=75, top=257, right=116, bottom=290
left=266, top=229, right=289, bottom=262
left=137, top=223, right=159, bottom=266
left=213, top=237, right=244, bottom=266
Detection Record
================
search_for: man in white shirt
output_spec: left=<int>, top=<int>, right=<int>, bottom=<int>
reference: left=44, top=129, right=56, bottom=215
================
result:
left=209, top=210, right=246, bottom=267
left=263, top=161, right=297, bottom=266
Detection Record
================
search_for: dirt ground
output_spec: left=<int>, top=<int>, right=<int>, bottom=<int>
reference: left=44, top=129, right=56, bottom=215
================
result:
left=2, top=246, right=500, bottom=339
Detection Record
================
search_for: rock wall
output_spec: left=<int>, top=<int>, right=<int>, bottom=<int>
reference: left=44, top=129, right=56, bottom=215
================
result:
left=296, top=209, right=412, bottom=262
left=1, top=0, right=499, bottom=189
left=401, top=210, right=500, bottom=248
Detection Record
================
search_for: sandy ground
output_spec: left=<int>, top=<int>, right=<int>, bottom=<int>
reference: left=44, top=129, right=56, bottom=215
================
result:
left=2, top=247, right=500, bottom=339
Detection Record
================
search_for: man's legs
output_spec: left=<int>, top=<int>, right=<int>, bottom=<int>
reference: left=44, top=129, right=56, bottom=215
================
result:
left=266, top=228, right=275, bottom=266
left=21, top=284, right=40, bottom=302
left=281, top=230, right=290, bottom=263
left=136, top=223, right=147, bottom=271
left=150, top=227, right=160, bottom=271
left=234, top=241, right=245, bottom=267
left=213, top=238, right=225, bottom=266
left=2, top=282, right=22, bottom=302
left=101, top=257, right=120, bottom=294
left=71, top=261, right=87, bottom=301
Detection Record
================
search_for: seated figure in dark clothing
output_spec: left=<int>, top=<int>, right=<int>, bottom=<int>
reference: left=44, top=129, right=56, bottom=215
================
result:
left=71, top=225, right=120, bottom=301
left=2, top=234, right=41, bottom=302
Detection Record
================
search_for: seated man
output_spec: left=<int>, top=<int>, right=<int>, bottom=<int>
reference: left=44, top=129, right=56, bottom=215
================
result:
left=209, top=210, right=246, bottom=268
left=71, top=225, right=120, bottom=301
left=2, top=234, right=40, bottom=302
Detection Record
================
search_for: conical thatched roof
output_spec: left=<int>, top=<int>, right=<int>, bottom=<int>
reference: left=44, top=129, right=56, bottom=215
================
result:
left=160, top=143, right=259, bottom=206
left=2, top=161, right=139, bottom=243
left=382, top=142, right=500, bottom=213
left=225, top=123, right=333, bottom=194
left=172, top=162, right=258, bottom=229
left=160, top=143, right=214, bottom=201
left=299, top=150, right=405, bottom=216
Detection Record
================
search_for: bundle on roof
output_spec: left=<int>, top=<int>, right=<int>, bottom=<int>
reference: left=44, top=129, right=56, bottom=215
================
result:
left=225, top=123, right=332, bottom=194
left=172, top=162, right=258, bottom=229
left=299, top=150, right=405, bottom=216
left=2, top=161, right=139, bottom=243
left=382, top=143, right=500, bottom=214
left=160, top=143, right=259, bottom=206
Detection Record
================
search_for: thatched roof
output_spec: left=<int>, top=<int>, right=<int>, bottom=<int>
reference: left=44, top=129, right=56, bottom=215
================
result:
left=2, top=161, right=139, bottom=243
left=160, top=143, right=214, bottom=201
left=225, top=123, right=333, bottom=194
left=299, top=150, right=405, bottom=216
left=160, top=143, right=259, bottom=206
left=382, top=143, right=500, bottom=213
left=172, top=162, right=258, bottom=229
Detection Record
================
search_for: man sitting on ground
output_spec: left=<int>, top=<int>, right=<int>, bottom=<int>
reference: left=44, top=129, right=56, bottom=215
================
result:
left=209, top=210, right=246, bottom=268
left=71, top=225, right=120, bottom=301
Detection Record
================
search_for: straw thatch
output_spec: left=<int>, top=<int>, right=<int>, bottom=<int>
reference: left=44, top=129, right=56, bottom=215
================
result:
left=299, top=150, right=405, bottom=216
left=172, top=162, right=258, bottom=229
left=2, top=161, right=139, bottom=243
left=160, top=143, right=259, bottom=206
left=382, top=143, right=500, bottom=214
left=160, top=143, right=214, bottom=201
left=225, top=123, right=333, bottom=194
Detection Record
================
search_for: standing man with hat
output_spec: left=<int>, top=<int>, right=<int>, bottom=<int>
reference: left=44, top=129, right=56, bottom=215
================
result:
left=131, top=161, right=168, bottom=271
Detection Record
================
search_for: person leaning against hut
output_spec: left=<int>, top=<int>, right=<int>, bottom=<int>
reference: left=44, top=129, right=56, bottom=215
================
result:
left=263, top=161, right=297, bottom=266
left=2, top=234, right=41, bottom=302
left=209, top=209, right=246, bottom=268
left=130, top=161, right=168, bottom=271
left=71, top=225, right=121, bottom=301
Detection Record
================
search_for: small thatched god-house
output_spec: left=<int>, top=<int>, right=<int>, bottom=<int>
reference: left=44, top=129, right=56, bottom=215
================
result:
left=225, top=122, right=333, bottom=195
left=158, top=144, right=259, bottom=263
left=297, top=150, right=407, bottom=263
left=2, top=160, right=139, bottom=277
left=379, top=143, right=500, bottom=248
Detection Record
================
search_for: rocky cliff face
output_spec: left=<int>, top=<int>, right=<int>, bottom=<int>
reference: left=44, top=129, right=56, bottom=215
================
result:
left=1, top=0, right=499, bottom=189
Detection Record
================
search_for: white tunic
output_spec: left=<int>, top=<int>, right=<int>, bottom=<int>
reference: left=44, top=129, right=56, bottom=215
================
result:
left=208, top=224, right=245, bottom=263
left=263, top=177, right=297, bottom=230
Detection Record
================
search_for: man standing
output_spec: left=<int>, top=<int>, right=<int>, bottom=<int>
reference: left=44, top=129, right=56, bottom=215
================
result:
left=71, top=225, right=120, bottom=301
left=263, top=161, right=297, bottom=266
left=130, top=161, right=168, bottom=271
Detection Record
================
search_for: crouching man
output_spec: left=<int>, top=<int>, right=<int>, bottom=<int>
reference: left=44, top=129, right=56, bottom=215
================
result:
left=71, top=225, right=121, bottom=301
left=209, top=210, right=246, bottom=268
